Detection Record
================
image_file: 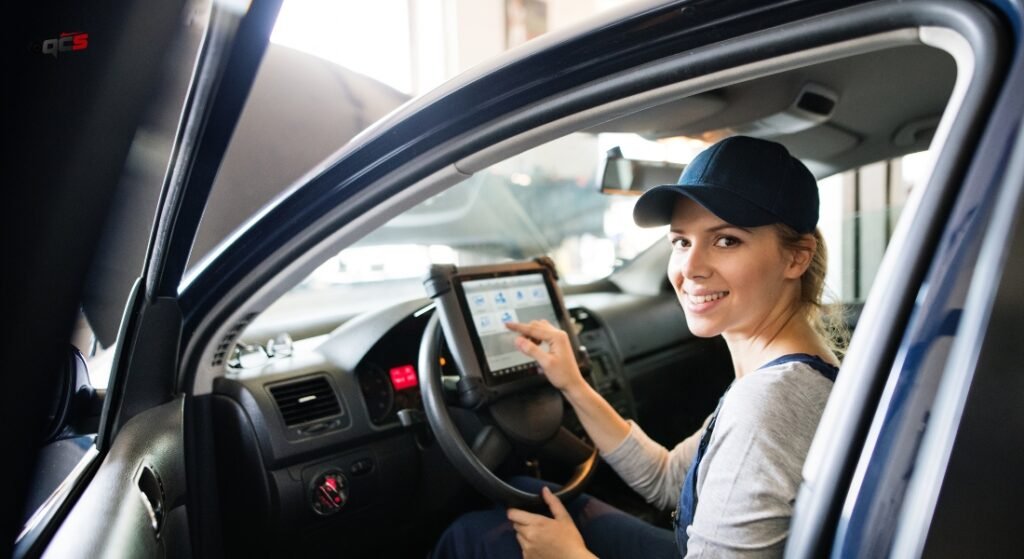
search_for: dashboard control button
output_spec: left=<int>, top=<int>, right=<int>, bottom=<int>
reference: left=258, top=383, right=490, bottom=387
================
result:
left=310, top=470, right=348, bottom=515
left=297, top=418, right=342, bottom=436
left=350, top=458, right=374, bottom=476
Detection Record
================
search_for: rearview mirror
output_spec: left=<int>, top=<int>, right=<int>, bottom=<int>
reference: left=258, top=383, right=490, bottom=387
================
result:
left=600, top=147, right=684, bottom=196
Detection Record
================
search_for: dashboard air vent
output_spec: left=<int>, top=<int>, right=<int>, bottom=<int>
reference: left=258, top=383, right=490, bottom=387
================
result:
left=212, top=312, right=259, bottom=367
left=269, top=376, right=341, bottom=426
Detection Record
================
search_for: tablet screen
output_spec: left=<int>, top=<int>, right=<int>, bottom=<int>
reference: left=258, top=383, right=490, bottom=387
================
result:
left=460, top=272, right=561, bottom=381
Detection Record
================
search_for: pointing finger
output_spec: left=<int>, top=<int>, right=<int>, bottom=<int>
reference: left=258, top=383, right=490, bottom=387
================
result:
left=513, top=336, right=547, bottom=361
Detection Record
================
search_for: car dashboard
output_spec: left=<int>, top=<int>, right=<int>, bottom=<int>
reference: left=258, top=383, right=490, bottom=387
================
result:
left=208, top=291, right=692, bottom=555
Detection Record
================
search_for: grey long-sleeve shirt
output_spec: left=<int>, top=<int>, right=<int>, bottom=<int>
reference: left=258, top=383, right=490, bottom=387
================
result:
left=601, top=360, right=834, bottom=558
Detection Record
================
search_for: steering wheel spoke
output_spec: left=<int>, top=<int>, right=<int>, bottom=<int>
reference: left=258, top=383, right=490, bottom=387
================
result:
left=471, top=425, right=512, bottom=470
left=537, top=427, right=596, bottom=466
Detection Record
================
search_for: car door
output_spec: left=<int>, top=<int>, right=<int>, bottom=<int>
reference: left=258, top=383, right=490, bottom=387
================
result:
left=786, top=3, right=1024, bottom=556
left=794, top=33, right=1024, bottom=556
left=11, top=1, right=1021, bottom=558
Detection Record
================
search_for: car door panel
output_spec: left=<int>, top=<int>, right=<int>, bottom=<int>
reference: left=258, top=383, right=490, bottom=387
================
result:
left=45, top=398, right=190, bottom=558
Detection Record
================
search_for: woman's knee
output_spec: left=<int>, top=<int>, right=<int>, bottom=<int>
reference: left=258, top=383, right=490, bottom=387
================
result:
left=432, top=508, right=518, bottom=559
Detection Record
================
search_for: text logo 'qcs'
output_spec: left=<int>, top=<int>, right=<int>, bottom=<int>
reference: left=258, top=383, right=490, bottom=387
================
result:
left=43, top=32, right=89, bottom=58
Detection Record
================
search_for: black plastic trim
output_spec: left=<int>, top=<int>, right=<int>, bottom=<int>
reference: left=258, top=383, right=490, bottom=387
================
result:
left=145, top=0, right=284, bottom=299
left=108, top=297, right=184, bottom=442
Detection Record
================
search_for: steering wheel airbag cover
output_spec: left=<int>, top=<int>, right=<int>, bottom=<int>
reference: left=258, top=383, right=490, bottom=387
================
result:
left=488, top=387, right=563, bottom=446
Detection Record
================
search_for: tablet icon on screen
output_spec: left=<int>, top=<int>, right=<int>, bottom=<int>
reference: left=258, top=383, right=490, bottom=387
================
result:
left=494, top=291, right=508, bottom=305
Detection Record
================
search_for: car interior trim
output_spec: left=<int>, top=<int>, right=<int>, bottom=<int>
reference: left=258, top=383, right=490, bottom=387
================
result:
left=454, top=28, right=923, bottom=176
left=145, top=0, right=283, bottom=300
left=13, top=445, right=100, bottom=557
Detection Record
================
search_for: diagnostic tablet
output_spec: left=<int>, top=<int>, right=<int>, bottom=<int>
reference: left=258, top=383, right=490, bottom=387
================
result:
left=424, top=258, right=583, bottom=405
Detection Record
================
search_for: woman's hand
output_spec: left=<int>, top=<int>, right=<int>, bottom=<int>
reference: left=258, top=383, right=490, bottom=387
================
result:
left=506, top=320, right=631, bottom=455
left=505, top=320, right=585, bottom=394
left=507, top=487, right=595, bottom=559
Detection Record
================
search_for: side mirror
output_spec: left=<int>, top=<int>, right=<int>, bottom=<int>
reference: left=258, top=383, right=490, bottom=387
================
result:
left=600, top=147, right=685, bottom=196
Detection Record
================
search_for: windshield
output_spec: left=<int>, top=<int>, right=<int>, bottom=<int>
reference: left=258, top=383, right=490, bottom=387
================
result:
left=253, top=133, right=690, bottom=330
left=243, top=131, right=932, bottom=343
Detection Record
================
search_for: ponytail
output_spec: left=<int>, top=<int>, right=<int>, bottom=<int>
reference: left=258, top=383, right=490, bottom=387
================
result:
left=775, top=225, right=849, bottom=359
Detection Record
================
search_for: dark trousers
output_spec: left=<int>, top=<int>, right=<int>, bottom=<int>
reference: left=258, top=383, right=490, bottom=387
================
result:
left=431, top=477, right=678, bottom=559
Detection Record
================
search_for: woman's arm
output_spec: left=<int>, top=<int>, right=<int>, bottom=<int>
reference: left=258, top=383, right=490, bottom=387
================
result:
left=603, top=419, right=703, bottom=510
left=506, top=319, right=702, bottom=510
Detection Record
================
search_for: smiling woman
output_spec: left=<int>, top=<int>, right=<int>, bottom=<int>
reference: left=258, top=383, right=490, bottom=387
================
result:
left=654, top=136, right=845, bottom=360
left=433, top=136, right=840, bottom=558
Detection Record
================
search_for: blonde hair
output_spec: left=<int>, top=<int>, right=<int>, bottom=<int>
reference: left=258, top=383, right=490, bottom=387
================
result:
left=774, top=224, right=849, bottom=359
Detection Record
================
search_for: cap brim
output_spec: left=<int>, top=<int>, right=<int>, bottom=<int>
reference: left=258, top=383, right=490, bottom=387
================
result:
left=632, top=184, right=779, bottom=228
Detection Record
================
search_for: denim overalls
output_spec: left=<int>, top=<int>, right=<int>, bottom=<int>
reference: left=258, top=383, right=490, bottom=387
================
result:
left=672, top=354, right=839, bottom=556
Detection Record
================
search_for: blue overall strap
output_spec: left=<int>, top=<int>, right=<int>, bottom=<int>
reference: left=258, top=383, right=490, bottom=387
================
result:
left=673, top=396, right=723, bottom=556
left=672, top=354, right=838, bottom=556
left=758, top=353, right=839, bottom=382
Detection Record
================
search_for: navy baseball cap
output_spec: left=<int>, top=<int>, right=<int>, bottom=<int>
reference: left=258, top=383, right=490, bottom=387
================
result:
left=632, top=136, right=819, bottom=233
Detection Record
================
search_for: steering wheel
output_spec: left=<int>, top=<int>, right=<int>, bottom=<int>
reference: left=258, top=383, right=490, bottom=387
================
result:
left=418, top=312, right=598, bottom=509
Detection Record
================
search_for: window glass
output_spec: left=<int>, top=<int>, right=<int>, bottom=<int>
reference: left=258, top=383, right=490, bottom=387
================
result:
left=818, top=151, right=931, bottom=305
left=186, top=0, right=635, bottom=274
left=249, top=133, right=693, bottom=333
left=248, top=134, right=934, bottom=340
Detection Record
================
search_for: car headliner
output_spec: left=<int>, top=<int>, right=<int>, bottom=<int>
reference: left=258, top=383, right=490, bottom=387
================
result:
left=589, top=43, right=955, bottom=176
